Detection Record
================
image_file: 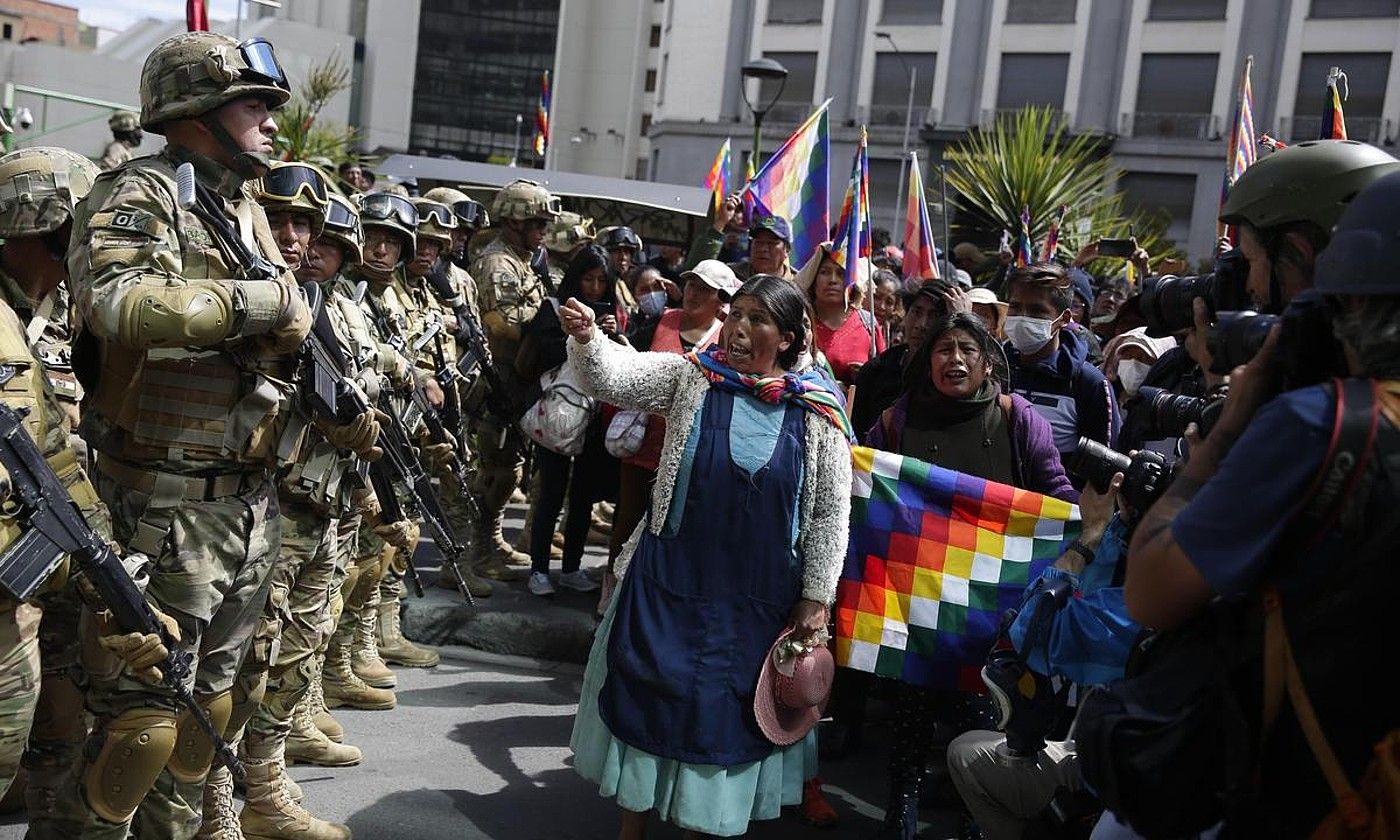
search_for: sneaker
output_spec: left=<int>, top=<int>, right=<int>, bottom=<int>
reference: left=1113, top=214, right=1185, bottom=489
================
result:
left=558, top=569, right=600, bottom=593
left=528, top=572, right=556, bottom=597
left=798, top=777, right=839, bottom=827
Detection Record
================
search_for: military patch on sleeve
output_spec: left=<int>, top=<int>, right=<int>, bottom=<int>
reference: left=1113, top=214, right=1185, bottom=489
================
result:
left=89, top=207, right=167, bottom=239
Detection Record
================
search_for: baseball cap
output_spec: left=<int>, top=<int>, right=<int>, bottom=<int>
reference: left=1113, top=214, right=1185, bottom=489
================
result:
left=968, top=287, right=1008, bottom=309
left=749, top=213, right=792, bottom=244
left=681, top=259, right=743, bottom=300
left=1068, top=267, right=1095, bottom=308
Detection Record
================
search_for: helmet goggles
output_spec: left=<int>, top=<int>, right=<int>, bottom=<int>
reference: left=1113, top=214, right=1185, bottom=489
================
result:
left=359, top=192, right=418, bottom=228
left=238, top=38, right=290, bottom=94
left=257, top=162, right=327, bottom=206
left=416, top=201, right=458, bottom=230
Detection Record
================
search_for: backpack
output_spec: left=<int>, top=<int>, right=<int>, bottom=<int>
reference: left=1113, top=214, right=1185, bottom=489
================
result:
left=1078, top=378, right=1400, bottom=839
left=517, top=360, right=597, bottom=456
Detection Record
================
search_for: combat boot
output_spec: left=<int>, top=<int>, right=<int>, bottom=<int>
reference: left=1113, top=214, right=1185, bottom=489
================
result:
left=351, top=606, right=397, bottom=688
left=240, top=756, right=352, bottom=840
left=322, top=641, right=396, bottom=711
left=376, top=599, right=440, bottom=668
left=195, top=765, right=245, bottom=840
left=283, top=775, right=304, bottom=805
left=486, top=517, right=530, bottom=567
left=304, top=657, right=344, bottom=743
left=286, top=700, right=361, bottom=768
left=437, top=558, right=495, bottom=597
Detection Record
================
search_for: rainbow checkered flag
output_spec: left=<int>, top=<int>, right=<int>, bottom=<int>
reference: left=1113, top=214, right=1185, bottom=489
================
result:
left=834, top=446, right=1081, bottom=691
left=830, top=127, right=871, bottom=296
left=746, top=99, right=831, bottom=266
left=704, top=139, right=732, bottom=215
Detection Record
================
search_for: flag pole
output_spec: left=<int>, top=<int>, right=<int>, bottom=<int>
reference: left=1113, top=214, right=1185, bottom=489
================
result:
left=937, top=158, right=950, bottom=278
left=1217, top=54, right=1252, bottom=241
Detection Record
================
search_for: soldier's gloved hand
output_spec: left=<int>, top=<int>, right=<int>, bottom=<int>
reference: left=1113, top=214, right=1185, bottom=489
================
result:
left=95, top=604, right=181, bottom=686
left=373, top=518, right=419, bottom=552
left=264, top=285, right=312, bottom=353
left=319, top=408, right=388, bottom=461
left=424, top=441, right=456, bottom=475
left=0, top=462, right=10, bottom=503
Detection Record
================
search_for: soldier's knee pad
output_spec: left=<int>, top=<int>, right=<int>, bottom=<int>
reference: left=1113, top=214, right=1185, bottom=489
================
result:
left=82, top=708, right=178, bottom=824
left=166, top=691, right=232, bottom=783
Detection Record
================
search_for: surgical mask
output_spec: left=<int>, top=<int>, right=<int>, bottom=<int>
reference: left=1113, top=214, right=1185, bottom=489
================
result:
left=1003, top=315, right=1057, bottom=354
left=1116, top=359, right=1151, bottom=396
left=638, top=290, right=667, bottom=318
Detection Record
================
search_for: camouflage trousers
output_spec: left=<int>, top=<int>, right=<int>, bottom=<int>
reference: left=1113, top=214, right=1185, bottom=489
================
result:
left=0, top=602, right=41, bottom=800
left=471, top=419, right=525, bottom=543
left=333, top=518, right=395, bottom=651
left=241, top=503, right=354, bottom=761
left=24, top=585, right=88, bottom=825
left=37, top=471, right=281, bottom=840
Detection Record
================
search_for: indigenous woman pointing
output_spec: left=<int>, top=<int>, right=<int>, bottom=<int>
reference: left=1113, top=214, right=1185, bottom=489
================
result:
left=563, top=275, right=853, bottom=838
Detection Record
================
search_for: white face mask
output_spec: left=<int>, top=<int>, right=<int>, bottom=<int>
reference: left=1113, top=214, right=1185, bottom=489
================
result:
left=1116, top=359, right=1151, bottom=396
left=1003, top=315, right=1057, bottom=354
left=638, top=290, right=667, bottom=317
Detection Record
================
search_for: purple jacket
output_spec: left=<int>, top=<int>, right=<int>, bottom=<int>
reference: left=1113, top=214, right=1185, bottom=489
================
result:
left=869, top=392, right=1079, bottom=503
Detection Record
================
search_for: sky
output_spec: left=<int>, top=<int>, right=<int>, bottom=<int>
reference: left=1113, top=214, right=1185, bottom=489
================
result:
left=78, top=0, right=242, bottom=38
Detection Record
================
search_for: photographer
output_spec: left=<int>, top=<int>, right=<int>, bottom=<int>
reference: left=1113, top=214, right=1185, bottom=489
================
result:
left=1124, top=170, right=1400, bottom=836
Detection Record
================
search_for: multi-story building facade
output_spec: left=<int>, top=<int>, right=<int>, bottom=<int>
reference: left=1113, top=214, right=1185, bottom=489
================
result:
left=648, top=0, right=1400, bottom=262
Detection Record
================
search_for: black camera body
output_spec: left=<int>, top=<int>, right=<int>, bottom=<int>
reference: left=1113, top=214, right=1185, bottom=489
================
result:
left=1141, top=248, right=1250, bottom=338
left=1135, top=385, right=1223, bottom=440
left=1065, top=437, right=1171, bottom=515
left=1208, top=289, right=1347, bottom=390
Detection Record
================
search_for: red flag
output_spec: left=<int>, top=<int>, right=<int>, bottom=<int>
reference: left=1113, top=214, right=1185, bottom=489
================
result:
left=186, top=0, right=208, bottom=31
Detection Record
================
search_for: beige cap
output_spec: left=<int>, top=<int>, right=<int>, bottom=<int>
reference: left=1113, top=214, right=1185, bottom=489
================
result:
left=681, top=259, right=743, bottom=299
left=967, top=287, right=1007, bottom=309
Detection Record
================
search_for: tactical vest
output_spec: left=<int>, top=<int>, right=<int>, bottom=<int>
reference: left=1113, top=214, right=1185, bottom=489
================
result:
left=76, top=153, right=300, bottom=471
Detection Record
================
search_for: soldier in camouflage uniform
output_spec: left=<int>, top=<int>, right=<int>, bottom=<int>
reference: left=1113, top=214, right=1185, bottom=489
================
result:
left=322, top=191, right=423, bottom=712
left=98, top=112, right=143, bottom=172
left=192, top=162, right=369, bottom=840
left=543, top=211, right=593, bottom=287
left=468, top=180, right=558, bottom=575
left=47, top=32, right=376, bottom=840
left=0, top=146, right=101, bottom=826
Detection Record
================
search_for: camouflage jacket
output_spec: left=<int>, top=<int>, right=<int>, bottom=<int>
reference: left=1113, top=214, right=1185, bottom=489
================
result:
left=469, top=235, right=543, bottom=362
left=98, top=141, right=135, bottom=172
left=0, top=266, right=80, bottom=413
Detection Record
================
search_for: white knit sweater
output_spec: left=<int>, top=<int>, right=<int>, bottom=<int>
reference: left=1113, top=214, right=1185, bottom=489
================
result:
left=567, top=330, right=852, bottom=605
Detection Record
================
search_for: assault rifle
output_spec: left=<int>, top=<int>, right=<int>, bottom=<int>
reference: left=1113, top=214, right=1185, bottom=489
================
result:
left=422, top=267, right=521, bottom=433
left=0, top=403, right=245, bottom=781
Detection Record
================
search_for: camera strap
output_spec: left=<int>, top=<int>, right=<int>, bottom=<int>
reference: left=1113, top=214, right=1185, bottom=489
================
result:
left=1289, top=378, right=1381, bottom=550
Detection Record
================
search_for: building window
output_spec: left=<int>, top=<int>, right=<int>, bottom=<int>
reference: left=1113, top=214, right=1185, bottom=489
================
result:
left=1131, top=53, right=1219, bottom=138
left=879, top=0, right=942, bottom=25
left=1291, top=52, right=1393, bottom=142
left=1147, top=0, right=1228, bottom=19
left=870, top=52, right=936, bottom=125
left=996, top=53, right=1070, bottom=111
left=645, top=69, right=657, bottom=92
left=760, top=51, right=818, bottom=107
left=649, top=25, right=661, bottom=47
left=1119, top=172, right=1196, bottom=247
left=1, top=22, right=12, bottom=40
left=1309, top=0, right=1399, bottom=17
left=767, top=0, right=823, bottom=24
left=640, top=113, right=652, bottom=135
left=1006, top=0, right=1077, bottom=23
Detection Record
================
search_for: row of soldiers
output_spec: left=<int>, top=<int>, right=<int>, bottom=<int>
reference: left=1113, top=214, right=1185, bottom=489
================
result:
left=0, top=29, right=574, bottom=840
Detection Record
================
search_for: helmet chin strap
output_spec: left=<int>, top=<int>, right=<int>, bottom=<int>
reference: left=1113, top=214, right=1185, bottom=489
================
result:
left=199, top=112, right=272, bottom=180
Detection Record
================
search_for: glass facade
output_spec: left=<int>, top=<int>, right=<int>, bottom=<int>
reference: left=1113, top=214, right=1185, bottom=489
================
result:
left=409, top=0, right=560, bottom=164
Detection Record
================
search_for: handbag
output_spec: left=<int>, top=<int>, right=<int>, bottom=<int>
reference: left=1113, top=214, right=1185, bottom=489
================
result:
left=517, top=361, right=597, bottom=456
left=604, top=409, right=648, bottom=458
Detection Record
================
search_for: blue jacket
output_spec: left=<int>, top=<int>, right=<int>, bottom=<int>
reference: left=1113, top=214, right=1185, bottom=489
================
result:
left=1010, top=515, right=1140, bottom=687
left=1007, top=327, right=1121, bottom=456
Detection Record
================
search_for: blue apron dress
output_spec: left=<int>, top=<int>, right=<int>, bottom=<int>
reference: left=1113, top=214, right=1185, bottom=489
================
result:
left=571, top=388, right=817, bottom=836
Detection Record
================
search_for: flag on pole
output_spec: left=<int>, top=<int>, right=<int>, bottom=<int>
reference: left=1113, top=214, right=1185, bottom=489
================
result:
left=746, top=99, right=832, bottom=267
left=1041, top=205, right=1068, bottom=262
left=831, top=128, right=872, bottom=296
left=1016, top=206, right=1034, bottom=267
left=186, top=0, right=208, bottom=30
left=742, top=155, right=758, bottom=225
left=703, top=139, right=732, bottom=215
left=834, top=446, right=1081, bottom=691
left=901, top=153, right=939, bottom=283
left=1258, top=134, right=1288, bottom=152
left=1320, top=66, right=1347, bottom=140
left=1217, top=56, right=1258, bottom=241
left=532, top=71, right=551, bottom=157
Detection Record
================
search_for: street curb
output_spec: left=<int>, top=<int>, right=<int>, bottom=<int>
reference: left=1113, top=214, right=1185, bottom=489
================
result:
left=432, top=643, right=585, bottom=676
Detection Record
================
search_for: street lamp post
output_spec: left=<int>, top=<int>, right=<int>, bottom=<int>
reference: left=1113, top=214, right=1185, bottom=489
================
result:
left=876, top=32, right=918, bottom=236
left=740, top=57, right=789, bottom=172
left=511, top=113, right=522, bottom=167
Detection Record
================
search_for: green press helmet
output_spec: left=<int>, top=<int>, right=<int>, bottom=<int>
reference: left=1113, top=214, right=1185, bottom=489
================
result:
left=1219, top=139, right=1400, bottom=234
left=139, top=31, right=291, bottom=133
left=0, top=147, right=101, bottom=238
left=490, top=179, right=560, bottom=222
left=320, top=193, right=364, bottom=266
left=108, top=111, right=141, bottom=133
left=254, top=161, right=330, bottom=236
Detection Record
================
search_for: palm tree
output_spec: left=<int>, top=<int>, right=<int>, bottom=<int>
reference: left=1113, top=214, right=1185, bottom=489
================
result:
left=945, top=105, right=1178, bottom=267
left=274, top=54, right=360, bottom=167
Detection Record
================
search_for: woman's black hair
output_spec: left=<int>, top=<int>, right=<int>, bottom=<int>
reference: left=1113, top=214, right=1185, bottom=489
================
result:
left=557, top=244, right=616, bottom=305
left=902, top=312, right=1009, bottom=393
left=733, top=274, right=807, bottom=371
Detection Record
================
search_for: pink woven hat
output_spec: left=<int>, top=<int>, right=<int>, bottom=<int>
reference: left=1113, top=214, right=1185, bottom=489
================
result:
left=754, top=626, right=834, bottom=746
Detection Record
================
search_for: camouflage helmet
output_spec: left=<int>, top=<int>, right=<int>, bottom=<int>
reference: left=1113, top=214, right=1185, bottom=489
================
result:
left=320, top=192, right=363, bottom=266
left=1220, top=139, right=1400, bottom=234
left=0, top=147, right=101, bottom=238
left=412, top=198, right=457, bottom=250
left=490, top=178, right=560, bottom=222
left=108, top=111, right=140, bottom=133
left=254, top=161, right=329, bottom=235
left=422, top=186, right=468, bottom=205
left=139, top=32, right=291, bottom=133
left=357, top=191, right=417, bottom=257
left=544, top=211, right=593, bottom=254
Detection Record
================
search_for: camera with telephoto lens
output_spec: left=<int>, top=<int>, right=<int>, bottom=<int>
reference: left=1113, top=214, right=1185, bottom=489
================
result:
left=1136, top=386, right=1223, bottom=440
left=1207, top=289, right=1346, bottom=390
left=1140, top=248, right=1250, bottom=338
left=1064, top=437, right=1171, bottom=514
